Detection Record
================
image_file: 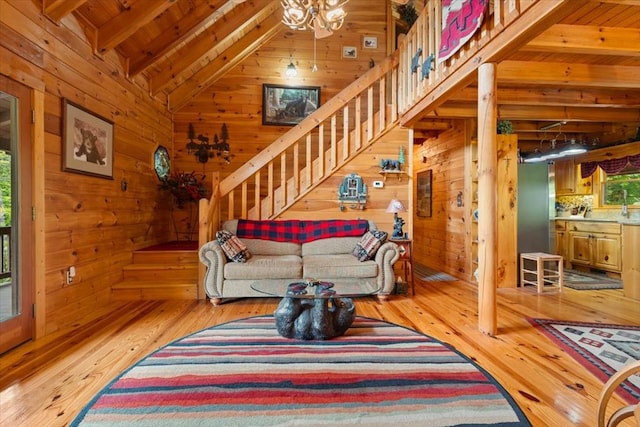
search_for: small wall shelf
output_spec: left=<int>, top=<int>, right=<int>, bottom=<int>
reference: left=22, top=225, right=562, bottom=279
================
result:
left=379, top=170, right=407, bottom=181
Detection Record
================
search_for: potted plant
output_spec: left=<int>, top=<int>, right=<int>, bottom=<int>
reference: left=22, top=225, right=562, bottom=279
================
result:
left=497, top=120, right=513, bottom=135
left=160, top=170, right=209, bottom=240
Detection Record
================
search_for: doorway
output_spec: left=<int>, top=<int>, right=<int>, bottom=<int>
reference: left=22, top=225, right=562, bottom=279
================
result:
left=0, top=75, right=35, bottom=354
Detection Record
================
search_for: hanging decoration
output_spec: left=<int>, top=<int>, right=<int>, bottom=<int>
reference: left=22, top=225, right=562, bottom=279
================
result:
left=439, top=0, right=488, bottom=63
left=186, top=123, right=232, bottom=166
left=338, top=173, right=367, bottom=211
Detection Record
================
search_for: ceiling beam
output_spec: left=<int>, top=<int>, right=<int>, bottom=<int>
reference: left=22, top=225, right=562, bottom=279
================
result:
left=451, top=86, right=640, bottom=108
left=96, top=0, right=178, bottom=54
left=149, top=1, right=280, bottom=95
left=42, top=0, right=88, bottom=22
left=127, top=0, right=229, bottom=77
left=497, top=61, right=640, bottom=89
left=524, top=24, right=640, bottom=56
left=422, top=103, right=640, bottom=122
left=168, top=11, right=283, bottom=111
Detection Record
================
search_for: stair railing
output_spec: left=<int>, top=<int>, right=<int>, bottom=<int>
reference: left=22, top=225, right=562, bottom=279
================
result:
left=198, top=51, right=401, bottom=246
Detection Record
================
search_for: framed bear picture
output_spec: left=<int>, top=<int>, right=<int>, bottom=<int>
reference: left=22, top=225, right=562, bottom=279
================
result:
left=62, top=99, right=114, bottom=179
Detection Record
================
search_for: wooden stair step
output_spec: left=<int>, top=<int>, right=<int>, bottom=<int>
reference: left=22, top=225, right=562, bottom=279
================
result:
left=132, top=250, right=198, bottom=264
left=111, top=280, right=197, bottom=300
left=122, top=263, right=198, bottom=281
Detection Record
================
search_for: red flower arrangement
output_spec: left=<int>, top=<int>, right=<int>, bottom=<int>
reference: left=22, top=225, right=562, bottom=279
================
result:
left=160, top=170, right=209, bottom=208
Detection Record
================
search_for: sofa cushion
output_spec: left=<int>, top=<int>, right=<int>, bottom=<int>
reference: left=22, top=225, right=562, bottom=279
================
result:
left=352, top=230, right=388, bottom=261
left=216, top=230, right=251, bottom=263
left=223, top=255, right=302, bottom=280
left=302, top=236, right=363, bottom=256
left=303, top=254, right=378, bottom=279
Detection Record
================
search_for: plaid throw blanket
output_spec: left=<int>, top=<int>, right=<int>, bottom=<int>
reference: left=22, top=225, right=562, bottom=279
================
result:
left=236, top=219, right=369, bottom=243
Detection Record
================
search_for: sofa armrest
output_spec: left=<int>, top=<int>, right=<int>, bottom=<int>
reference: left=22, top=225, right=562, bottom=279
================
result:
left=374, top=241, right=400, bottom=295
left=199, top=240, right=227, bottom=299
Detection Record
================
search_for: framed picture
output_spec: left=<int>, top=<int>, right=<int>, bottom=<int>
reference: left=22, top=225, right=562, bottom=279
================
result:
left=363, top=36, right=378, bottom=49
left=262, top=84, right=320, bottom=126
left=342, top=46, right=357, bottom=58
left=417, top=169, right=432, bottom=217
left=62, top=99, right=114, bottom=179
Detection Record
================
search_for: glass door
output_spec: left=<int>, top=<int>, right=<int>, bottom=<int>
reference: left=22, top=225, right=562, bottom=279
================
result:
left=0, top=75, right=34, bottom=354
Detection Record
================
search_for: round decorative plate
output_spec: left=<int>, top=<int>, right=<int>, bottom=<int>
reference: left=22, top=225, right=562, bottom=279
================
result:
left=154, top=145, right=170, bottom=181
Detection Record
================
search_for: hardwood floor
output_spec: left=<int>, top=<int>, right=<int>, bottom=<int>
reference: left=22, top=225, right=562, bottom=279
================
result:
left=1, top=278, right=638, bottom=427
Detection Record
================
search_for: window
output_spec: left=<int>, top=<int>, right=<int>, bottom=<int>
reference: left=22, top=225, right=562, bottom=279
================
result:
left=602, top=166, right=640, bottom=206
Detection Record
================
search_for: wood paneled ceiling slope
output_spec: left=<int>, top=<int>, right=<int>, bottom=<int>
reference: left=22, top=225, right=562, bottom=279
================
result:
left=40, top=0, right=283, bottom=112
left=40, top=0, right=640, bottom=153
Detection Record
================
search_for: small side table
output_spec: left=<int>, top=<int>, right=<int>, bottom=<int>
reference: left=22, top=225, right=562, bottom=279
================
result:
left=391, top=239, right=414, bottom=296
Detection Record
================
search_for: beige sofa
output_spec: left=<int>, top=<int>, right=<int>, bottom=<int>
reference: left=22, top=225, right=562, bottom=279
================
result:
left=199, top=219, right=400, bottom=304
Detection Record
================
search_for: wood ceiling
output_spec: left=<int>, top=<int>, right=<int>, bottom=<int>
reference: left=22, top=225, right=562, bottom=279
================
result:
left=40, top=0, right=283, bottom=112
left=412, top=0, right=640, bottom=152
left=38, top=0, right=640, bottom=152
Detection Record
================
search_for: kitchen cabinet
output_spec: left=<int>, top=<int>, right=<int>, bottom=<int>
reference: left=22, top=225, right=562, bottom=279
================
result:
left=554, top=220, right=569, bottom=266
left=621, top=222, right=640, bottom=300
left=555, top=158, right=592, bottom=195
left=568, top=221, right=621, bottom=273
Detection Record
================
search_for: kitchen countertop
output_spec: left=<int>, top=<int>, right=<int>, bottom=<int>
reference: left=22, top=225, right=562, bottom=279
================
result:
left=553, top=216, right=640, bottom=225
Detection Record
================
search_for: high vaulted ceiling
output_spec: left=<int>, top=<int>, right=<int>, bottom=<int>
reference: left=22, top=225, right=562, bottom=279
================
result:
left=41, top=0, right=284, bottom=112
left=39, top=0, right=640, bottom=153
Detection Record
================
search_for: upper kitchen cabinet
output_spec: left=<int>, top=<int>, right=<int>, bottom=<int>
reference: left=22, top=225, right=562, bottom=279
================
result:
left=555, top=158, right=592, bottom=195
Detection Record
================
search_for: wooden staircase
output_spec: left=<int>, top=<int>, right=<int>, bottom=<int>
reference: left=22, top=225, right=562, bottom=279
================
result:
left=111, top=246, right=199, bottom=300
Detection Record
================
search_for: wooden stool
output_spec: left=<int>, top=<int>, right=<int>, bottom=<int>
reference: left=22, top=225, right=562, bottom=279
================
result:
left=520, top=252, right=563, bottom=293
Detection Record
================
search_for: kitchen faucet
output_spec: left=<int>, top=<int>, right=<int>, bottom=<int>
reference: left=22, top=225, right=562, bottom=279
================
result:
left=621, top=189, right=628, bottom=218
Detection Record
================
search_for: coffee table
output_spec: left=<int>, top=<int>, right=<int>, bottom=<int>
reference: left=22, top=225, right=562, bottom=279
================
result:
left=251, top=279, right=379, bottom=340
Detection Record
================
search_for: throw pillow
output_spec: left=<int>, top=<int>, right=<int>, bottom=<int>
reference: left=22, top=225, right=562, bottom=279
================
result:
left=216, top=230, right=251, bottom=263
left=352, top=230, right=388, bottom=262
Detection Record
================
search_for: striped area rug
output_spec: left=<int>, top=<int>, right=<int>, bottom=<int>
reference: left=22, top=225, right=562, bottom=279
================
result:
left=71, top=317, right=530, bottom=426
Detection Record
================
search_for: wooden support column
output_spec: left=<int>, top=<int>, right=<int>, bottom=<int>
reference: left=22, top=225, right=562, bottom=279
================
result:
left=477, top=63, right=498, bottom=336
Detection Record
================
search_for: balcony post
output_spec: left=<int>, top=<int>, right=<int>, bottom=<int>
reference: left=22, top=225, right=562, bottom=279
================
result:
left=477, top=62, right=498, bottom=336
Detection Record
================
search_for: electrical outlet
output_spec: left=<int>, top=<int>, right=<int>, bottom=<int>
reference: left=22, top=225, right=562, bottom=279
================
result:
left=66, top=266, right=76, bottom=285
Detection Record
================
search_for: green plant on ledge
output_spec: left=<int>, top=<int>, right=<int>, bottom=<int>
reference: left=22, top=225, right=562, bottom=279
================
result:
left=397, top=2, right=419, bottom=28
left=497, top=120, right=513, bottom=135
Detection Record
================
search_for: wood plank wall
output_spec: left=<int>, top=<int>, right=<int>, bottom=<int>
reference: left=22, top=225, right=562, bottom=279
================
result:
left=172, top=1, right=392, bottom=224
left=280, top=126, right=412, bottom=236
left=413, top=120, right=471, bottom=281
left=1, top=1, right=173, bottom=335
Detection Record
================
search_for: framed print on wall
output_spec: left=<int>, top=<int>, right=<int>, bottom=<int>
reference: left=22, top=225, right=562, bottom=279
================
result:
left=62, top=99, right=114, bottom=179
left=262, top=84, right=320, bottom=126
left=417, top=169, right=432, bottom=217
left=363, top=36, right=378, bottom=49
left=342, top=46, right=357, bottom=58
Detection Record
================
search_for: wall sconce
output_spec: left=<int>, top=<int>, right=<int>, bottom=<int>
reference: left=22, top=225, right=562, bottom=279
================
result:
left=286, top=55, right=298, bottom=78
left=386, top=199, right=407, bottom=239
left=186, top=123, right=232, bottom=164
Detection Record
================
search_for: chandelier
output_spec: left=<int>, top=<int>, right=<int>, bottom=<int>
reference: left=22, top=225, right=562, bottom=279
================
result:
left=282, top=0, right=349, bottom=38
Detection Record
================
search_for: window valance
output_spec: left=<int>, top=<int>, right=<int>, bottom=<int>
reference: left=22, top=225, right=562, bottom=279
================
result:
left=580, top=154, right=640, bottom=178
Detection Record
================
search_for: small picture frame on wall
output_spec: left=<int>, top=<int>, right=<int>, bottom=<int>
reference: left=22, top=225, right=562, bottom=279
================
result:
left=417, top=169, right=432, bottom=217
left=62, top=99, right=114, bottom=179
left=363, top=36, right=378, bottom=49
left=342, top=46, right=357, bottom=58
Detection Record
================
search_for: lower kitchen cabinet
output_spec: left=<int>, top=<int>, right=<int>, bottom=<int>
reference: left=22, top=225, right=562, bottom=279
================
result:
left=554, top=220, right=568, bottom=267
left=567, top=221, right=621, bottom=273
